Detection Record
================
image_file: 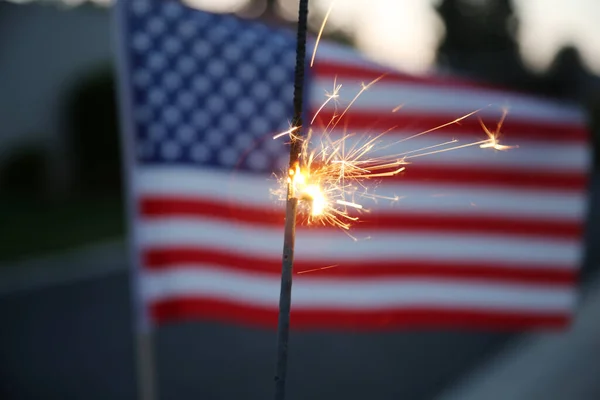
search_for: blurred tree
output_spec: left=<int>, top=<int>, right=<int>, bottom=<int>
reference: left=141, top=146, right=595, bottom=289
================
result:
left=0, top=144, right=49, bottom=197
left=436, top=1, right=600, bottom=169
left=240, top=0, right=284, bottom=23
left=65, top=65, right=122, bottom=195
left=544, top=45, right=590, bottom=99
left=241, top=0, right=353, bottom=47
left=589, top=92, right=600, bottom=169
left=543, top=45, right=600, bottom=168
left=238, top=0, right=275, bottom=18
left=436, top=0, right=529, bottom=87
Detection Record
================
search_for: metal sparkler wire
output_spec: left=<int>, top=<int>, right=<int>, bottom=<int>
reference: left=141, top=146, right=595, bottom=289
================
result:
left=274, top=1, right=309, bottom=399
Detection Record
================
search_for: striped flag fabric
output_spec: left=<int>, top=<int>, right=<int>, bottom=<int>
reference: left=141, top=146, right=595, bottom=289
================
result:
left=115, top=0, right=591, bottom=331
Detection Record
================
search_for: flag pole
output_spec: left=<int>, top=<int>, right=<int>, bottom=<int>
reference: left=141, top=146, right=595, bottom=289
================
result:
left=274, top=1, right=309, bottom=399
left=113, top=1, right=158, bottom=399
left=135, top=331, right=158, bottom=400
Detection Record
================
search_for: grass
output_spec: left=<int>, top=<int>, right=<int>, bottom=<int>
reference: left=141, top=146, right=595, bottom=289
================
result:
left=0, top=195, right=125, bottom=264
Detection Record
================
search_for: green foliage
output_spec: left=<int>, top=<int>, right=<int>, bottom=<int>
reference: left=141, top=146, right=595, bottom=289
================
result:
left=0, top=196, right=124, bottom=263
left=64, top=64, right=122, bottom=195
left=0, top=144, right=49, bottom=196
left=436, top=0, right=527, bottom=86
left=589, top=95, right=600, bottom=169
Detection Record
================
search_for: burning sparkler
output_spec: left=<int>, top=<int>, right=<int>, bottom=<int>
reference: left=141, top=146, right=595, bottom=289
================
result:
left=271, top=78, right=513, bottom=233
left=273, top=126, right=405, bottom=231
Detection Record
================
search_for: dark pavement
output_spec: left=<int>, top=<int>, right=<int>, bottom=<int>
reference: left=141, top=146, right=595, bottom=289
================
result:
left=0, top=271, right=512, bottom=400
left=0, top=176, right=597, bottom=400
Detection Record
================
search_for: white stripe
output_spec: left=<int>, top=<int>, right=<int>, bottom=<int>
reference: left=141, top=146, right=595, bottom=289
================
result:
left=312, top=40, right=377, bottom=69
left=141, top=267, right=575, bottom=312
left=136, top=218, right=582, bottom=268
left=311, top=42, right=586, bottom=125
left=363, top=185, right=586, bottom=221
left=321, top=131, right=590, bottom=172
left=134, top=167, right=588, bottom=220
left=310, top=77, right=587, bottom=125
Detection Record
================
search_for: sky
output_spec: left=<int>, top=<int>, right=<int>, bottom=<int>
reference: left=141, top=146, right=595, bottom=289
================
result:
left=514, top=0, right=600, bottom=73
left=186, top=0, right=600, bottom=74
left=7, top=0, right=600, bottom=74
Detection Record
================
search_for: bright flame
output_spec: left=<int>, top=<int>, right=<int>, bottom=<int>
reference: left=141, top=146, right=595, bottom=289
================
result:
left=289, top=165, right=327, bottom=217
left=303, top=184, right=327, bottom=216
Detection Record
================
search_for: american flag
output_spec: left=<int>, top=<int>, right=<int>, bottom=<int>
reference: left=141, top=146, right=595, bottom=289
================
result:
left=116, top=0, right=591, bottom=331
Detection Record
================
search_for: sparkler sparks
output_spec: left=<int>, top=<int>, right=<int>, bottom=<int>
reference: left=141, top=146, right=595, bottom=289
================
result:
left=479, top=109, right=519, bottom=151
left=311, top=1, right=336, bottom=68
left=297, top=264, right=339, bottom=275
left=267, top=0, right=517, bottom=238
left=273, top=121, right=408, bottom=231
left=271, top=79, right=515, bottom=232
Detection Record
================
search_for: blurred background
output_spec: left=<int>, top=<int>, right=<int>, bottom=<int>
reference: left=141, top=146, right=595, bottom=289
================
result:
left=0, top=0, right=598, bottom=399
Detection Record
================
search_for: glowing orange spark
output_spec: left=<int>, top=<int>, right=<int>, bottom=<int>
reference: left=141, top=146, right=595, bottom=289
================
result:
left=393, top=139, right=458, bottom=157
left=336, top=199, right=363, bottom=209
left=330, top=74, right=388, bottom=133
left=297, top=264, right=339, bottom=275
left=273, top=125, right=300, bottom=140
left=395, top=108, right=483, bottom=144
left=310, top=1, right=336, bottom=68
left=311, top=76, right=342, bottom=124
left=478, top=109, right=518, bottom=151
left=404, top=140, right=490, bottom=160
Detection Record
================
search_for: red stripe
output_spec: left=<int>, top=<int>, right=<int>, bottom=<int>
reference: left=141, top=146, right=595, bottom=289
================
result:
left=139, top=197, right=583, bottom=240
left=397, top=165, right=587, bottom=191
left=314, top=61, right=576, bottom=103
left=313, top=110, right=588, bottom=144
left=150, top=297, right=570, bottom=330
left=142, top=248, right=577, bottom=286
left=315, top=61, right=509, bottom=91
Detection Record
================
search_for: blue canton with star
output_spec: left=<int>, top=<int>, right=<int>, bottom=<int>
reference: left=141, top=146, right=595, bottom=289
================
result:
left=124, top=0, right=298, bottom=173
